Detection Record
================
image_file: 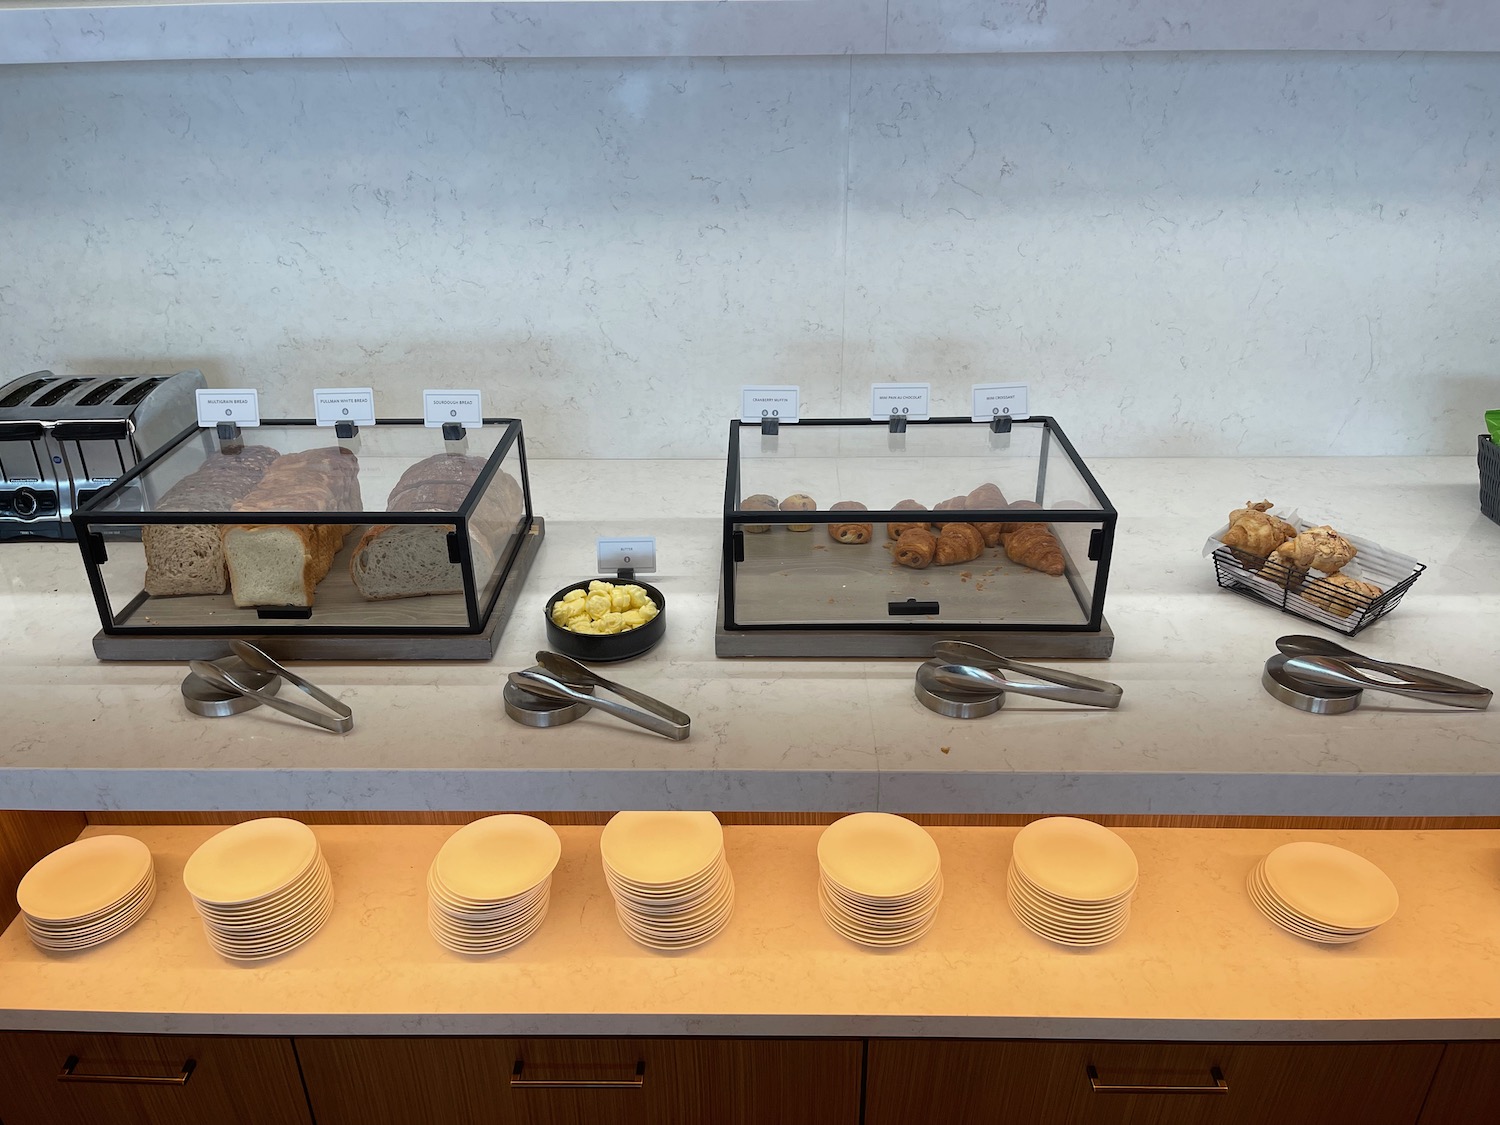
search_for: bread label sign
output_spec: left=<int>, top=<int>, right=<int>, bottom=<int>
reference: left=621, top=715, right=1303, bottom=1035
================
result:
left=195, top=389, right=260, bottom=427
left=869, top=383, right=931, bottom=422
left=740, top=385, right=800, bottom=424
left=971, top=383, right=1029, bottom=423
left=313, top=387, right=376, bottom=427
left=423, top=390, right=483, bottom=428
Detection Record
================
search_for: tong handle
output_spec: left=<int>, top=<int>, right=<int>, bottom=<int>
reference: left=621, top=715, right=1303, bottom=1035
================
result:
left=583, top=670, right=693, bottom=729
left=189, top=661, right=353, bottom=734
left=509, top=671, right=691, bottom=741
left=931, top=642, right=1123, bottom=708
left=229, top=641, right=351, bottom=718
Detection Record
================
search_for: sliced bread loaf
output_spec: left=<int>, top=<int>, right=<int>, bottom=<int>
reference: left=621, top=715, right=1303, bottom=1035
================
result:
left=221, top=447, right=362, bottom=607
left=350, top=454, right=524, bottom=600
left=142, top=445, right=282, bottom=597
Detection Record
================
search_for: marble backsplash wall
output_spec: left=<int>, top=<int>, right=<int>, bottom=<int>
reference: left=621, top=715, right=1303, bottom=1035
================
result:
left=0, top=53, right=1496, bottom=458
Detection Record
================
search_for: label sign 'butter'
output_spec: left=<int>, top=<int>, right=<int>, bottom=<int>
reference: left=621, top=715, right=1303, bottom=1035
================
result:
left=196, top=389, right=261, bottom=428
left=597, top=537, right=658, bottom=575
left=740, top=385, right=800, bottom=424
left=423, top=390, right=483, bottom=429
left=971, top=382, right=1029, bottom=422
left=313, top=387, right=377, bottom=427
left=869, top=383, right=931, bottom=422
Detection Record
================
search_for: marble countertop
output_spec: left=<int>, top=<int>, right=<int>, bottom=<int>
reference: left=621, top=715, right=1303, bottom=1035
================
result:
left=4, top=822, right=1500, bottom=1039
left=4, top=0, right=1498, bottom=66
left=2, top=455, right=1498, bottom=816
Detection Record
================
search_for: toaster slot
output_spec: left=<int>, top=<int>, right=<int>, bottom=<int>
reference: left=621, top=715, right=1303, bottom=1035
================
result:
left=114, top=377, right=166, bottom=406
left=0, top=377, right=53, bottom=409
left=32, top=378, right=88, bottom=407
left=77, top=377, right=133, bottom=407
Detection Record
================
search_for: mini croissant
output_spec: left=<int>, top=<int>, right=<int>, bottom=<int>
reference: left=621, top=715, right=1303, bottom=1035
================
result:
left=1002, top=522, right=1066, bottom=576
left=1221, top=500, right=1296, bottom=558
left=934, top=522, right=985, bottom=566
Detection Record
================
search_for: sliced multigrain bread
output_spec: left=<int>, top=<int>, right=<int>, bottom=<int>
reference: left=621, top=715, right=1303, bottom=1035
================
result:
left=142, top=445, right=282, bottom=597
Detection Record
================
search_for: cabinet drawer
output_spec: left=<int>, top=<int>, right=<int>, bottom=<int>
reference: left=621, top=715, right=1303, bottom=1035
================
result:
left=295, top=1036, right=862, bottom=1125
left=866, top=1038, right=1444, bottom=1125
left=0, top=1031, right=312, bottom=1125
left=1418, top=1042, right=1500, bottom=1125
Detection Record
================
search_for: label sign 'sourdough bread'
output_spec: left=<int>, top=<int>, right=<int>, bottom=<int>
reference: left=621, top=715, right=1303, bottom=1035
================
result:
left=220, top=447, right=363, bottom=608
left=142, top=445, right=283, bottom=597
left=350, top=453, right=525, bottom=600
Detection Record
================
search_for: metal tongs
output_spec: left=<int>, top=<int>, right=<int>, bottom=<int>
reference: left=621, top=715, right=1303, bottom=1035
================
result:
left=188, top=641, right=354, bottom=734
left=925, top=640, right=1124, bottom=709
left=507, top=651, right=691, bottom=741
left=1273, top=635, right=1491, bottom=710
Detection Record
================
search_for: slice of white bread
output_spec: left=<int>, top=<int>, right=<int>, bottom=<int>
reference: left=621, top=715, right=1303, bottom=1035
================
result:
left=350, top=454, right=525, bottom=600
left=221, top=447, right=362, bottom=608
left=143, top=445, right=282, bottom=597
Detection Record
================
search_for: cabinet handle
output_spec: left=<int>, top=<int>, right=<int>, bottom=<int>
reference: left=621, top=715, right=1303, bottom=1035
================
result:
left=1086, top=1064, right=1228, bottom=1095
left=59, top=1055, right=196, bottom=1086
left=510, top=1059, right=645, bottom=1089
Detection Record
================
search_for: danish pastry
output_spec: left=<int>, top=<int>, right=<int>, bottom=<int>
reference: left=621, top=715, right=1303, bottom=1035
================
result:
left=827, top=500, right=873, bottom=545
left=1271, top=525, right=1357, bottom=575
left=887, top=498, right=930, bottom=540
left=893, top=527, right=937, bottom=569
left=1303, top=573, right=1383, bottom=618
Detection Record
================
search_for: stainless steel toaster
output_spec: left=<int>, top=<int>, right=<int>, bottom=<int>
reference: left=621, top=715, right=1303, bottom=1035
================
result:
left=0, top=369, right=205, bottom=539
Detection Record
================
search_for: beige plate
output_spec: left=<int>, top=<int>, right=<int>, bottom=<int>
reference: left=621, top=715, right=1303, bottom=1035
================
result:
left=600, top=812, right=724, bottom=886
left=17, top=836, right=154, bottom=923
left=1006, top=866, right=1132, bottom=925
left=433, top=815, right=562, bottom=903
left=817, top=813, right=941, bottom=899
left=1248, top=865, right=1375, bottom=943
left=1260, top=841, right=1399, bottom=931
left=183, top=818, right=320, bottom=906
left=819, top=890, right=938, bottom=947
left=207, top=896, right=334, bottom=959
left=603, top=848, right=726, bottom=896
left=1011, top=817, right=1139, bottom=903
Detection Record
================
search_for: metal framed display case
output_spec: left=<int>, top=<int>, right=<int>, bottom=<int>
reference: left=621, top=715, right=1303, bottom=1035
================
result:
left=73, top=418, right=541, bottom=661
left=716, top=417, right=1117, bottom=658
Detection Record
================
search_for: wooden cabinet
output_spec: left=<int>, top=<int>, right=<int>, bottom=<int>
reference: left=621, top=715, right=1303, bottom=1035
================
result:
left=1417, top=1041, right=1500, bottom=1125
left=0, top=1031, right=312, bottom=1125
left=294, top=1035, right=862, bottom=1125
left=864, top=1038, right=1445, bottom=1125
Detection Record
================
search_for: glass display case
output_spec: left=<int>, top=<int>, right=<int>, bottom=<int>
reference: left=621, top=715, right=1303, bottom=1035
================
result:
left=717, top=417, right=1116, bottom=658
left=72, top=418, right=538, bottom=659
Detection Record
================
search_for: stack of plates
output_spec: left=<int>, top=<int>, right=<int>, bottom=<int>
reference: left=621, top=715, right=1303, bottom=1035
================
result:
left=183, top=818, right=333, bottom=961
left=1249, top=841, right=1399, bottom=944
left=817, top=813, right=942, bottom=947
left=601, top=812, right=734, bottom=950
left=1007, top=817, right=1137, bottom=947
left=17, top=836, right=156, bottom=953
left=427, top=815, right=561, bottom=954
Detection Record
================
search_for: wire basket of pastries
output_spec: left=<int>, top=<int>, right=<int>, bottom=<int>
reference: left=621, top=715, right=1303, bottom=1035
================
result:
left=1205, top=500, right=1424, bottom=636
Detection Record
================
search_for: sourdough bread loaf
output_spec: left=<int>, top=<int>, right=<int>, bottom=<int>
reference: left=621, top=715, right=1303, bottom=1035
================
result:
left=142, top=445, right=282, bottom=597
left=220, top=447, right=363, bottom=608
left=350, top=454, right=525, bottom=600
